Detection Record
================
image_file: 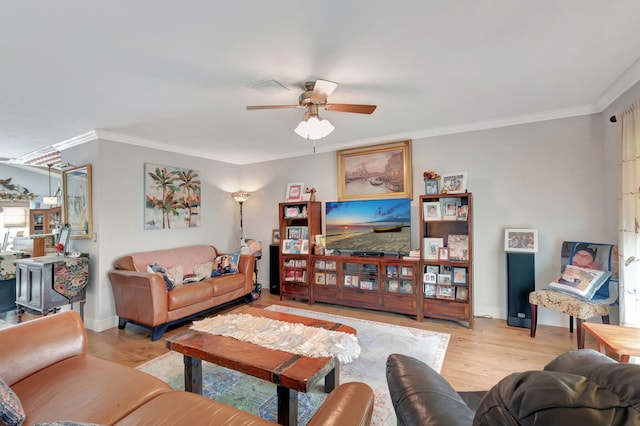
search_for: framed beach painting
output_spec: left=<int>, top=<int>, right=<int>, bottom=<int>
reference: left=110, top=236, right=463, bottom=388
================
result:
left=144, top=164, right=201, bottom=230
left=336, top=140, right=413, bottom=201
left=62, top=164, right=93, bottom=239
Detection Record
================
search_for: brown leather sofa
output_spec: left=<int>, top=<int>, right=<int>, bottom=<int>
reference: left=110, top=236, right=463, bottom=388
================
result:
left=109, top=245, right=255, bottom=340
left=0, top=311, right=375, bottom=426
left=386, top=350, right=640, bottom=425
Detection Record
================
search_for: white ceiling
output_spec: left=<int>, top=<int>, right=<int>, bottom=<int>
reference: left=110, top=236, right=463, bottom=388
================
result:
left=2, top=1, right=640, bottom=165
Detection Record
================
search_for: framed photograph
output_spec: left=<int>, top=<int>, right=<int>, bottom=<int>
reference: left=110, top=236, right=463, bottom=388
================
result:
left=301, top=240, right=309, bottom=254
left=423, top=237, right=444, bottom=260
left=62, top=164, right=93, bottom=239
left=504, top=229, right=538, bottom=253
left=442, top=199, right=459, bottom=220
left=399, top=281, right=413, bottom=294
left=282, top=239, right=293, bottom=254
left=441, top=172, right=467, bottom=194
left=424, top=179, right=439, bottom=195
left=360, top=280, right=373, bottom=290
left=285, top=182, right=304, bottom=201
left=452, top=267, right=467, bottom=284
left=336, top=140, right=413, bottom=201
left=286, top=226, right=302, bottom=240
left=271, top=229, right=281, bottom=245
left=438, top=274, right=452, bottom=285
left=456, top=286, right=469, bottom=302
left=314, top=259, right=326, bottom=269
left=438, top=247, right=450, bottom=261
left=456, top=204, right=469, bottom=221
left=325, top=260, right=337, bottom=270
left=388, top=280, right=399, bottom=292
left=425, top=265, right=439, bottom=275
left=401, top=266, right=413, bottom=277
left=448, top=234, right=469, bottom=262
left=326, top=273, right=337, bottom=285
left=315, top=272, right=326, bottom=285
left=437, top=285, right=455, bottom=300
left=423, top=201, right=441, bottom=221
left=423, top=272, right=437, bottom=284
left=424, top=283, right=437, bottom=298
left=386, top=265, right=398, bottom=277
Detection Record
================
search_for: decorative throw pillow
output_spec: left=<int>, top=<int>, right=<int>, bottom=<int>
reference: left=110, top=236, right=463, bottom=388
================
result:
left=166, top=265, right=184, bottom=286
left=192, top=261, right=213, bottom=278
left=147, top=263, right=175, bottom=291
left=211, top=252, right=240, bottom=277
left=547, top=265, right=611, bottom=301
left=0, top=376, right=25, bottom=426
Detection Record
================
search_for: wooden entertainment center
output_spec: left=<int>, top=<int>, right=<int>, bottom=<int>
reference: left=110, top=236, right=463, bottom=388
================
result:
left=277, top=195, right=473, bottom=327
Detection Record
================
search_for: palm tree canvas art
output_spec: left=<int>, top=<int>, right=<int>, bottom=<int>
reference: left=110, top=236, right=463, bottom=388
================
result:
left=144, top=163, right=201, bottom=230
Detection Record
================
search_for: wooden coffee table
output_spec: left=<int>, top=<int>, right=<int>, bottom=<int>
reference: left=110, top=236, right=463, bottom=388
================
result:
left=582, top=322, right=640, bottom=362
left=166, top=306, right=357, bottom=426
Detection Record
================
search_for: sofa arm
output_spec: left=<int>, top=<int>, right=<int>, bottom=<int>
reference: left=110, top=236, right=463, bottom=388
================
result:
left=237, top=254, right=255, bottom=292
left=307, top=382, right=374, bottom=426
left=544, top=349, right=616, bottom=374
left=108, top=270, right=169, bottom=326
left=386, top=354, right=476, bottom=426
left=0, top=311, right=86, bottom=386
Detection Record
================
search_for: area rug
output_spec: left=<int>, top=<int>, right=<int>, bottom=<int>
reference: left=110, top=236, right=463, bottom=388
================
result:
left=137, top=305, right=450, bottom=425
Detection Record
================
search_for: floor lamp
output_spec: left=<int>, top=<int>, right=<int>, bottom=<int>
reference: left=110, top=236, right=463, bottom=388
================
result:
left=231, top=191, right=252, bottom=241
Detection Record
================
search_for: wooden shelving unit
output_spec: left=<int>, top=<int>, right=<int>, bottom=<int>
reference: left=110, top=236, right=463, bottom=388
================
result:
left=420, top=193, right=473, bottom=328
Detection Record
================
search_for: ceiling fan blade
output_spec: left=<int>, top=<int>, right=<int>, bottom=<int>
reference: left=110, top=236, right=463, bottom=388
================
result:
left=324, top=103, right=377, bottom=114
left=310, top=79, right=338, bottom=104
left=246, top=105, right=301, bottom=110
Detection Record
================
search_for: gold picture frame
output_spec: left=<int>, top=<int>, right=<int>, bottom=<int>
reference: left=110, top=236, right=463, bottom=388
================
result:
left=62, top=164, right=93, bottom=239
left=336, top=140, right=413, bottom=201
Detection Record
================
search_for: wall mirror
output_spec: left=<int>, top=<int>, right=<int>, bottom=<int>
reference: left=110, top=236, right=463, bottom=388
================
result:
left=62, top=164, right=92, bottom=239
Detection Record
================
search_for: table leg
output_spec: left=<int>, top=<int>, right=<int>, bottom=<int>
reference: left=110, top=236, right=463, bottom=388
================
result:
left=324, top=366, right=339, bottom=393
left=183, top=355, right=202, bottom=395
left=277, top=385, right=298, bottom=426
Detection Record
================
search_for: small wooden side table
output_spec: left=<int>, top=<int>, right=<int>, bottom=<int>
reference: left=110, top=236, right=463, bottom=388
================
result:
left=582, top=322, right=640, bottom=362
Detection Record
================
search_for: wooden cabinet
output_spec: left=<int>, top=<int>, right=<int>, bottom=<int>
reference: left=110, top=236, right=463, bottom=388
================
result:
left=15, top=255, right=88, bottom=320
left=29, top=207, right=61, bottom=235
left=310, top=255, right=421, bottom=320
left=278, top=201, right=322, bottom=303
left=420, top=193, right=473, bottom=328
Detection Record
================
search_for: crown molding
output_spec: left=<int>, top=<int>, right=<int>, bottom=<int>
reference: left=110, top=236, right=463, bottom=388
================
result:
left=53, top=130, right=100, bottom=151
left=594, top=56, right=640, bottom=112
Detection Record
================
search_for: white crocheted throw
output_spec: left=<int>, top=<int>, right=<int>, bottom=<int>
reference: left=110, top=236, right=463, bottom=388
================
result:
left=190, top=313, right=361, bottom=364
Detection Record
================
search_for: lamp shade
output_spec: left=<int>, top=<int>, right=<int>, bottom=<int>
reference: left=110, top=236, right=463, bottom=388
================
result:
left=43, top=196, right=58, bottom=206
left=231, top=191, right=251, bottom=203
left=294, top=115, right=335, bottom=140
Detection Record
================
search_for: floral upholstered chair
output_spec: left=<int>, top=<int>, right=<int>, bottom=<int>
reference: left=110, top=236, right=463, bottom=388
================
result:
left=529, top=241, right=618, bottom=349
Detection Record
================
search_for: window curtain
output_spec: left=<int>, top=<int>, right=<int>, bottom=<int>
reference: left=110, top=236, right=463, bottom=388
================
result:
left=619, top=100, right=640, bottom=327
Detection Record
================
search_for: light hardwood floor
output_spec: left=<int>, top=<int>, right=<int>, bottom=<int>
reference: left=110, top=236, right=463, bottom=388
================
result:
left=2, top=293, right=604, bottom=391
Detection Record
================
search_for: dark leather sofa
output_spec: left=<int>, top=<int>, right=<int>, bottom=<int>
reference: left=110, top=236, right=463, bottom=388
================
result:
left=386, top=350, right=640, bottom=425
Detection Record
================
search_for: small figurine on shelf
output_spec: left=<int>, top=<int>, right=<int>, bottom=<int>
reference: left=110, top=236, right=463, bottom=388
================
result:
left=304, top=187, right=317, bottom=201
left=54, top=243, right=65, bottom=256
left=301, top=205, right=308, bottom=218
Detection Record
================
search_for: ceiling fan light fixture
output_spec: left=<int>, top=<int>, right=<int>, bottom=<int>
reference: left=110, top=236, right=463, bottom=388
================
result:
left=294, top=113, right=335, bottom=140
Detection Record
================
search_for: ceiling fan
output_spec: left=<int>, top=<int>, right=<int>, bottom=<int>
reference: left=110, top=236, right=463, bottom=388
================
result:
left=246, top=79, right=377, bottom=140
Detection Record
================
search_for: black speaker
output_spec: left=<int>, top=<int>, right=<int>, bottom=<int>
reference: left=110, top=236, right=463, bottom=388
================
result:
left=269, top=244, right=280, bottom=295
left=507, top=252, right=535, bottom=328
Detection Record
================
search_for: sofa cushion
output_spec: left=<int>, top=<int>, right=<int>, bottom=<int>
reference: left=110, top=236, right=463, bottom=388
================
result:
left=211, top=251, right=240, bottom=276
left=209, top=273, right=247, bottom=296
left=167, top=281, right=214, bottom=310
left=118, top=245, right=217, bottom=274
left=11, top=355, right=172, bottom=425
left=0, top=376, right=25, bottom=426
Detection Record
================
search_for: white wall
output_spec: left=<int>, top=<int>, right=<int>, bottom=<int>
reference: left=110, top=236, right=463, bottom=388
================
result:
left=64, top=140, right=241, bottom=331
left=241, top=114, right=613, bottom=327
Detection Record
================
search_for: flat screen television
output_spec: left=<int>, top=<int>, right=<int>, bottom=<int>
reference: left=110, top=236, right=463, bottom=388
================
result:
left=325, top=198, right=411, bottom=255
